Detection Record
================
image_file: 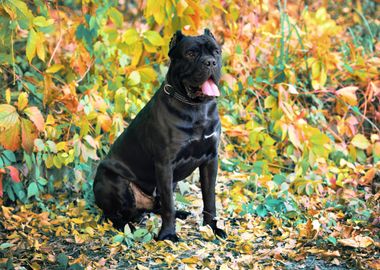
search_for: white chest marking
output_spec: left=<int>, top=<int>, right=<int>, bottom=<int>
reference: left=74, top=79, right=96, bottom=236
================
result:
left=204, top=132, right=216, bottom=139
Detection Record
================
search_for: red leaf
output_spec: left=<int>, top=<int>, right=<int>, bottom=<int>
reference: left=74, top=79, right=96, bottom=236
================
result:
left=7, top=166, right=20, bottom=183
left=24, top=106, right=45, bottom=131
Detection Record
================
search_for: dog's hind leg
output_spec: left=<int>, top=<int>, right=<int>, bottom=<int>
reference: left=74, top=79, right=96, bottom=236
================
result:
left=93, top=166, right=141, bottom=230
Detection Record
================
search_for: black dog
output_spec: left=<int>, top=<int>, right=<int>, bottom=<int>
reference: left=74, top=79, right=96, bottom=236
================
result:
left=93, top=29, right=226, bottom=241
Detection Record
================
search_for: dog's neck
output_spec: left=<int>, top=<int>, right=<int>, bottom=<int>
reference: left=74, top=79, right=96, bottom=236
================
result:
left=163, top=78, right=213, bottom=106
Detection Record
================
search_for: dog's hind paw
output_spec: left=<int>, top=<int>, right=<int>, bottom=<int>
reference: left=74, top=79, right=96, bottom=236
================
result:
left=175, top=210, right=191, bottom=220
left=213, top=228, right=227, bottom=239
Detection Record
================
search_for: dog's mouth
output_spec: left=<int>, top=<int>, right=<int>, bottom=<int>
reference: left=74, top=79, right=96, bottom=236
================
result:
left=185, top=77, right=220, bottom=98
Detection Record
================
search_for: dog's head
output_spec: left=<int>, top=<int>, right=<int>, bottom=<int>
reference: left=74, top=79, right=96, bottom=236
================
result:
left=167, top=29, right=222, bottom=99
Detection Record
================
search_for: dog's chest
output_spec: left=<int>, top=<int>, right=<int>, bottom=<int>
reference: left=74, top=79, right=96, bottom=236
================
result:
left=173, top=116, right=219, bottom=165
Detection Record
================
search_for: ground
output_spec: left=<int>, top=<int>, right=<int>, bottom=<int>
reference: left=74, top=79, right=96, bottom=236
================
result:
left=1, top=171, right=379, bottom=270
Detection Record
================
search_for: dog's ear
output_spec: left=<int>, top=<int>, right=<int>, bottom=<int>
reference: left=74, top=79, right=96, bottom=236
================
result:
left=169, top=30, right=184, bottom=56
left=204, top=28, right=216, bottom=40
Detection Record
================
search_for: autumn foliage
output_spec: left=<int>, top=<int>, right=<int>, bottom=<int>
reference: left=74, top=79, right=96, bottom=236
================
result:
left=0, top=0, right=379, bottom=269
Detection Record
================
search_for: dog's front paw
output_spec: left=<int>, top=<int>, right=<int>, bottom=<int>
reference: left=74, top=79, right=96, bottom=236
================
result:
left=156, top=232, right=179, bottom=242
left=213, top=227, right=227, bottom=239
left=157, top=227, right=179, bottom=242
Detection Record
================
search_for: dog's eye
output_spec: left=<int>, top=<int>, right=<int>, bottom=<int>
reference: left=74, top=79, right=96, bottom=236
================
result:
left=185, top=50, right=197, bottom=58
left=214, top=49, right=221, bottom=55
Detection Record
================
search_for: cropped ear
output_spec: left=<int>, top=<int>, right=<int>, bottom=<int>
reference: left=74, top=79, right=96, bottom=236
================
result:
left=204, top=28, right=216, bottom=40
left=169, top=30, right=184, bottom=56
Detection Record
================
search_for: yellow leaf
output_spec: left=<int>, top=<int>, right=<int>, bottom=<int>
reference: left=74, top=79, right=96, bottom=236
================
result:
left=264, top=95, right=277, bottom=108
left=17, top=92, right=28, bottom=111
left=176, top=0, right=188, bottom=17
left=33, top=16, right=54, bottom=27
left=108, top=7, right=123, bottom=27
left=84, top=227, right=94, bottom=236
left=5, top=88, right=11, bottom=104
left=122, top=29, right=140, bottom=45
left=165, top=254, right=177, bottom=266
left=56, top=142, right=67, bottom=152
left=199, top=225, right=215, bottom=241
left=36, top=35, right=46, bottom=62
left=138, top=67, right=157, bottom=83
left=46, top=114, right=55, bottom=125
left=351, top=134, right=370, bottom=149
left=26, top=29, right=37, bottom=63
left=21, top=118, right=38, bottom=153
left=137, top=264, right=149, bottom=270
left=181, top=256, right=200, bottom=264
left=131, top=42, right=143, bottom=67
left=356, top=235, right=374, bottom=248
left=45, top=154, right=54, bottom=168
left=143, top=31, right=164, bottom=46
left=46, top=64, right=64, bottom=74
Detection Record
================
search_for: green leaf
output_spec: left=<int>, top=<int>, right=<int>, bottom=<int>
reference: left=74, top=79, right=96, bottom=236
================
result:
left=175, top=193, right=190, bottom=205
left=34, top=138, right=45, bottom=151
left=351, top=134, right=370, bottom=150
left=273, top=174, right=286, bottom=185
left=133, top=228, right=148, bottom=238
left=27, top=182, right=39, bottom=198
left=112, top=234, right=125, bottom=244
left=26, top=29, right=37, bottom=62
left=327, top=236, right=337, bottom=245
left=256, top=204, right=267, bottom=217
left=9, top=0, right=34, bottom=29
left=38, top=177, right=48, bottom=186
left=108, top=7, right=123, bottom=27
left=57, top=253, right=69, bottom=267
left=0, top=243, right=14, bottom=250
left=143, top=31, right=164, bottom=46
left=2, top=150, right=16, bottom=163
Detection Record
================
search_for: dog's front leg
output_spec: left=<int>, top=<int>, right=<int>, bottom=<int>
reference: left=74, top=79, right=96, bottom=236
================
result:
left=200, top=158, right=227, bottom=239
left=155, top=163, right=178, bottom=241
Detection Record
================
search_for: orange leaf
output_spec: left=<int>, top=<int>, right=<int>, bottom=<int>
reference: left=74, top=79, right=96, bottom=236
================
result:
left=7, top=166, right=20, bottom=183
left=288, top=125, right=302, bottom=149
left=24, top=106, right=45, bottom=131
left=98, top=114, right=112, bottom=132
left=0, top=120, right=21, bottom=151
left=336, top=86, right=358, bottom=106
left=21, top=118, right=38, bottom=153
left=338, top=235, right=374, bottom=248
left=359, top=168, right=376, bottom=185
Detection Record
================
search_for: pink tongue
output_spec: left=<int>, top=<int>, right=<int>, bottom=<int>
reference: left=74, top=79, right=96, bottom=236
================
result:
left=201, top=79, right=220, bottom=96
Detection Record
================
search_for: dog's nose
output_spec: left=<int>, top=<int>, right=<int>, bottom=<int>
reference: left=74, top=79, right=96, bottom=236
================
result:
left=203, top=58, right=217, bottom=67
